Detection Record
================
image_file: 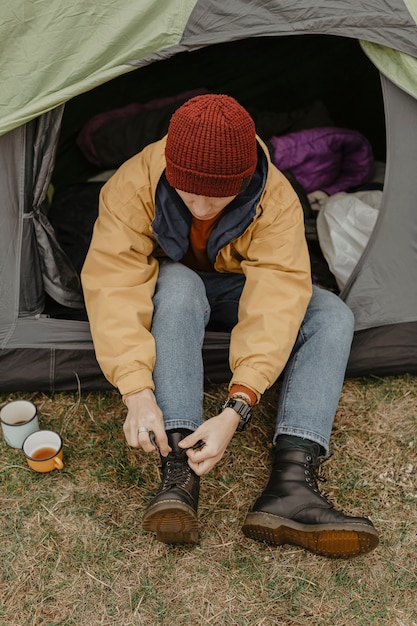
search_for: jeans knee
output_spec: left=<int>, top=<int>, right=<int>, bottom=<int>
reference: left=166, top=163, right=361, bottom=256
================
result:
left=172, top=281, right=208, bottom=318
left=310, top=287, right=354, bottom=342
left=154, top=263, right=209, bottom=320
left=323, top=295, right=355, bottom=344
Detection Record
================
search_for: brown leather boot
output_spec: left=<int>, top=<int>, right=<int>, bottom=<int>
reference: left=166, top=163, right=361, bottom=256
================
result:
left=142, top=431, right=199, bottom=545
left=242, top=444, right=379, bottom=558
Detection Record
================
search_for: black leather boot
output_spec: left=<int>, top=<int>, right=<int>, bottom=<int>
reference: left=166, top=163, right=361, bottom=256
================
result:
left=142, top=431, right=200, bottom=545
left=242, top=444, right=379, bottom=558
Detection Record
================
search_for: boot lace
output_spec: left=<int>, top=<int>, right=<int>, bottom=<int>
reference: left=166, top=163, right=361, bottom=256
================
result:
left=304, top=452, right=333, bottom=505
left=160, top=450, right=192, bottom=491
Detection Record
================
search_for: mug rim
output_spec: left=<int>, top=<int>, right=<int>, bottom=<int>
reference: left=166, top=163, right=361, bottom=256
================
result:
left=22, top=429, right=63, bottom=460
left=0, top=400, right=37, bottom=426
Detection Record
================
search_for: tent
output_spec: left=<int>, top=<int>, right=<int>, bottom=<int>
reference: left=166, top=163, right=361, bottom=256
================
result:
left=1, top=0, right=417, bottom=393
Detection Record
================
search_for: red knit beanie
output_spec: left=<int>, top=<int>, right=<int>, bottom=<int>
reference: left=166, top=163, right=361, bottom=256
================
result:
left=165, top=94, right=257, bottom=197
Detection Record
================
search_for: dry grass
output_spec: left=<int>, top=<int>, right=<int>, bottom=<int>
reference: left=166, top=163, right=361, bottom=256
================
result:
left=1, top=375, right=416, bottom=626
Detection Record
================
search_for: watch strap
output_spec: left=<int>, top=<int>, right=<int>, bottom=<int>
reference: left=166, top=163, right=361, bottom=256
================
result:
left=221, top=397, right=253, bottom=432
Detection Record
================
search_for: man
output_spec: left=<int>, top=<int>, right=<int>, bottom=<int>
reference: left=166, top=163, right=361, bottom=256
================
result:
left=81, top=94, right=379, bottom=558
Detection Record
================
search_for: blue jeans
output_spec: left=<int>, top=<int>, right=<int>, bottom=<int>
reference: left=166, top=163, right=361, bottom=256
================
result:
left=151, top=259, right=354, bottom=454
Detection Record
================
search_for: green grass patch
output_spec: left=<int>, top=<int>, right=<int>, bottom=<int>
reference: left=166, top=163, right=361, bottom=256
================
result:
left=1, top=376, right=417, bottom=625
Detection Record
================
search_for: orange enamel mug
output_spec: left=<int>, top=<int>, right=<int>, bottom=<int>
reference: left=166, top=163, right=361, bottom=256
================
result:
left=22, top=430, right=64, bottom=473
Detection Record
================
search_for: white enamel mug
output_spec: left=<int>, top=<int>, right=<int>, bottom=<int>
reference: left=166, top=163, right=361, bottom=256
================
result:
left=0, top=400, right=39, bottom=448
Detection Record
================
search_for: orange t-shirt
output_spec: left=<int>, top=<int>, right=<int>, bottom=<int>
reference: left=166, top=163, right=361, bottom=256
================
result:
left=181, top=214, right=219, bottom=272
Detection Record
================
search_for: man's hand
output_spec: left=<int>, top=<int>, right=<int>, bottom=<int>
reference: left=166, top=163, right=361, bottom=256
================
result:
left=178, top=408, right=240, bottom=476
left=123, top=388, right=171, bottom=456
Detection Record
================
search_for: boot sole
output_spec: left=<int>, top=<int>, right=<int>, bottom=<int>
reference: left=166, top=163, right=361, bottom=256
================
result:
left=142, top=499, right=198, bottom=545
left=242, top=511, right=379, bottom=558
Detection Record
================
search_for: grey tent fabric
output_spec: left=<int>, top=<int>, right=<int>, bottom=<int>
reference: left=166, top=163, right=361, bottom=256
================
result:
left=29, top=107, right=84, bottom=311
left=0, top=126, right=28, bottom=329
left=182, top=0, right=417, bottom=54
left=2, top=0, right=417, bottom=392
left=343, top=75, right=417, bottom=329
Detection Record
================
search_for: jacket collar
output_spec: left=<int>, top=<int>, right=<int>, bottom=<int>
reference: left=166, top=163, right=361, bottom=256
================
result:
left=152, top=143, right=268, bottom=262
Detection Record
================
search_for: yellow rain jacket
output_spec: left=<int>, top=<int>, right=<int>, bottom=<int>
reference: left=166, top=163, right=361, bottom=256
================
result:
left=81, top=136, right=312, bottom=401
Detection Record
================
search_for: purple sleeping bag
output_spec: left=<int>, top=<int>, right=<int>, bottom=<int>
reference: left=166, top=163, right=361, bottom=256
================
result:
left=270, top=127, right=374, bottom=195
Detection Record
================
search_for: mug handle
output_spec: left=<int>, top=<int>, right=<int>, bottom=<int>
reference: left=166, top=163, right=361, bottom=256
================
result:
left=54, top=457, right=64, bottom=470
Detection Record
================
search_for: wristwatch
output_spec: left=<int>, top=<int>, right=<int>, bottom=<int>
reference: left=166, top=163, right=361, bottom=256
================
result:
left=221, top=397, right=253, bottom=432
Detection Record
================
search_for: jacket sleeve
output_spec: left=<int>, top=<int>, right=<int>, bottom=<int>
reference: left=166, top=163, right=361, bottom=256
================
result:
left=227, top=169, right=313, bottom=398
left=81, top=159, right=159, bottom=397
